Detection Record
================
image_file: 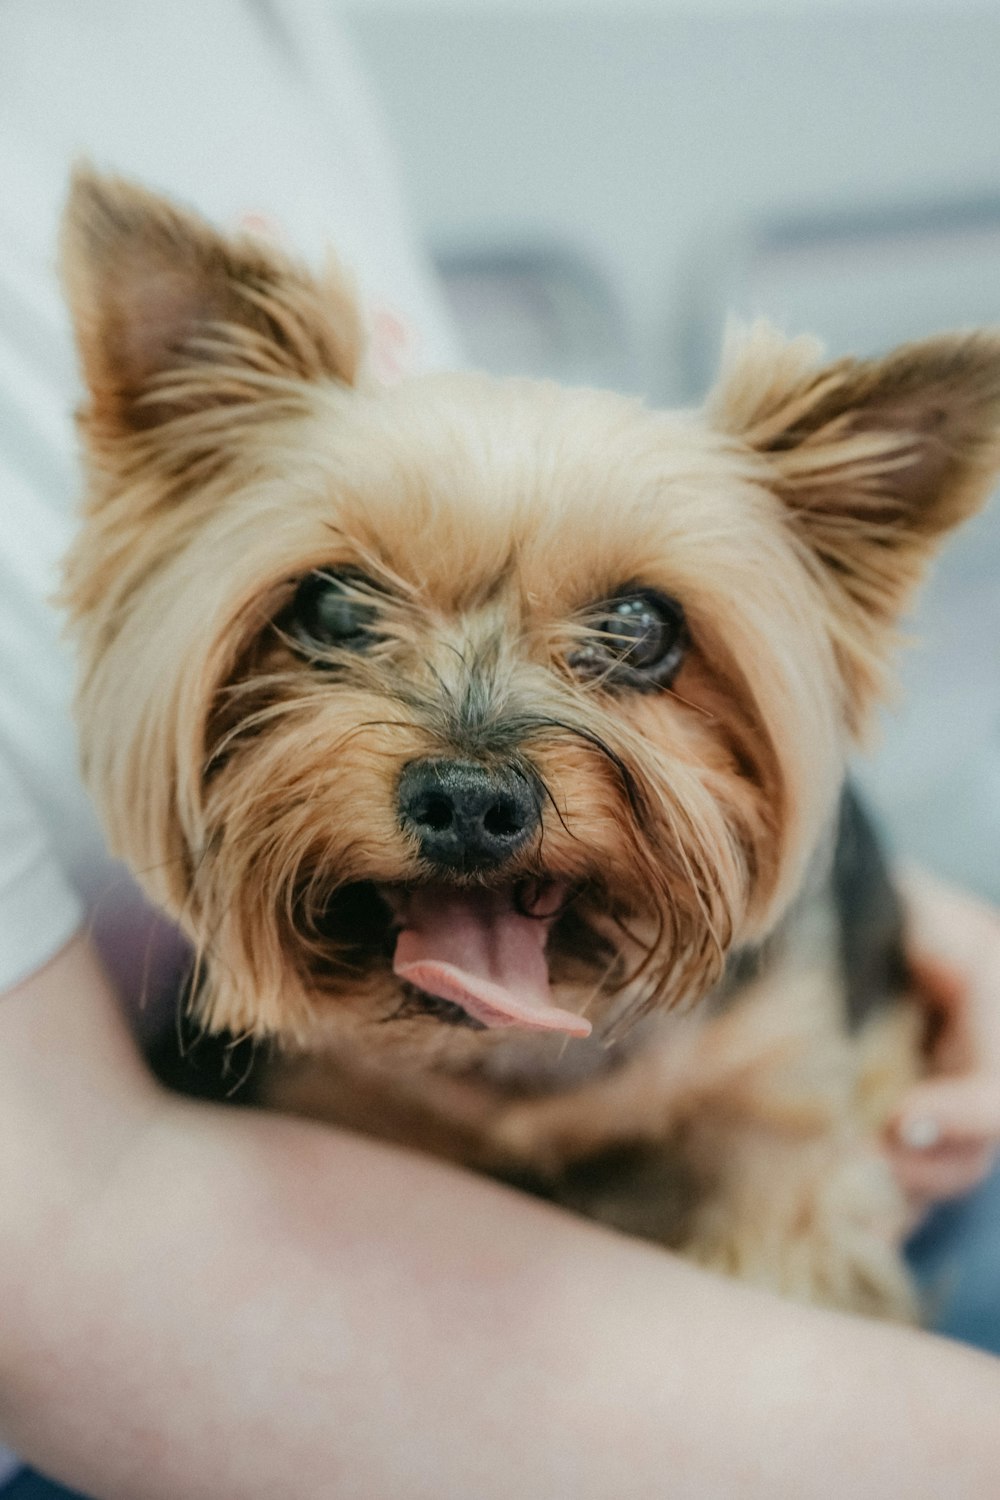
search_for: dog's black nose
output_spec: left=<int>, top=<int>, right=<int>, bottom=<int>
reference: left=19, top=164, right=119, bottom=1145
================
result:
left=398, top=759, right=539, bottom=872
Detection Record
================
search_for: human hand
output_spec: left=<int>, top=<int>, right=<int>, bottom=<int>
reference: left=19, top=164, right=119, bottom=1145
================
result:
left=886, top=867, right=1000, bottom=1211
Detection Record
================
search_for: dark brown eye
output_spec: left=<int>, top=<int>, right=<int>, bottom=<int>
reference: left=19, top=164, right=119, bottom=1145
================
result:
left=288, top=570, right=380, bottom=656
left=570, top=589, right=688, bottom=688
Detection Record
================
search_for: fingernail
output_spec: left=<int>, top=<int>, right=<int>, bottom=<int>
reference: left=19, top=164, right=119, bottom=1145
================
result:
left=899, top=1116, right=941, bottom=1150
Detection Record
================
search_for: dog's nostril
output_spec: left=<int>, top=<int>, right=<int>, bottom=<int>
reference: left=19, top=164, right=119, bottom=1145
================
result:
left=483, top=800, right=520, bottom=838
left=417, top=794, right=455, bottom=833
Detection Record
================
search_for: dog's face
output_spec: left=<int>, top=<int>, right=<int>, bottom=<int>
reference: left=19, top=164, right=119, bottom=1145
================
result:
left=62, top=171, right=1000, bottom=1069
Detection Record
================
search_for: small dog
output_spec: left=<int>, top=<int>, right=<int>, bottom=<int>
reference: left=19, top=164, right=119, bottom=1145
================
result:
left=61, top=168, right=1000, bottom=1319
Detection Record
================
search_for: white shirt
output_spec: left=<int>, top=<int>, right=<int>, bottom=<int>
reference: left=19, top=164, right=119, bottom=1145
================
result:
left=0, top=0, right=459, bottom=999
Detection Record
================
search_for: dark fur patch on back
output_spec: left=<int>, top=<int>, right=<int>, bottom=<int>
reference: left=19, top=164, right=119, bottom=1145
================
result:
left=832, top=783, right=910, bottom=1029
left=502, top=1139, right=701, bottom=1246
left=146, top=974, right=263, bottom=1103
left=715, top=782, right=910, bottom=1032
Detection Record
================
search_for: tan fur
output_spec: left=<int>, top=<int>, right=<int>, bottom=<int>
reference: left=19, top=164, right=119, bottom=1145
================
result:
left=61, top=171, right=1000, bottom=1319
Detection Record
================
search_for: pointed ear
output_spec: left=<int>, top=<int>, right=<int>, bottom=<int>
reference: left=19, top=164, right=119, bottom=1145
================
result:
left=61, top=165, right=363, bottom=437
left=707, top=321, right=1000, bottom=721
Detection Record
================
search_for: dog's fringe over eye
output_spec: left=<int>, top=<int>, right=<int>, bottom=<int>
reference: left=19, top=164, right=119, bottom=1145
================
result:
left=286, top=569, right=382, bottom=658
left=569, top=588, right=689, bottom=690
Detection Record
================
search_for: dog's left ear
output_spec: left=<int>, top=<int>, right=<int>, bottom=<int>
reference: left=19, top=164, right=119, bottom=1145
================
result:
left=708, top=321, right=1000, bottom=721
left=61, top=165, right=363, bottom=441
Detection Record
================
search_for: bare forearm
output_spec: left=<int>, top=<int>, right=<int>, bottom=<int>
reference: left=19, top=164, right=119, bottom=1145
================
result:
left=3, top=1106, right=1000, bottom=1500
left=0, top=936, right=158, bottom=1242
left=2, top=939, right=999, bottom=1500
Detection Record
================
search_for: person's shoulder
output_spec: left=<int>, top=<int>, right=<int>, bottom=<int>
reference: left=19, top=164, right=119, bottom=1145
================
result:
left=0, top=753, right=83, bottom=998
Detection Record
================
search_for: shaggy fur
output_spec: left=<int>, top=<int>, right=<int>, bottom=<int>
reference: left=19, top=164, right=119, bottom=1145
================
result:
left=61, top=167, right=1000, bottom=1318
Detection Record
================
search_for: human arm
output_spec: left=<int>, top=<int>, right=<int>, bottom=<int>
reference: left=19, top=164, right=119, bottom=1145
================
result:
left=2, top=934, right=1000, bottom=1500
left=887, top=868, right=1000, bottom=1206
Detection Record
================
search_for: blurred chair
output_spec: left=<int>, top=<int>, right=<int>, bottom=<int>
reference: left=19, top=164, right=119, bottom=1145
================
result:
left=434, top=243, right=636, bottom=392
left=677, top=197, right=1000, bottom=399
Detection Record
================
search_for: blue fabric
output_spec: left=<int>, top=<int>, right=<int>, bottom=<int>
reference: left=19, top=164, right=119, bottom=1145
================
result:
left=0, top=1476, right=87, bottom=1498
left=906, top=1160, right=1000, bottom=1355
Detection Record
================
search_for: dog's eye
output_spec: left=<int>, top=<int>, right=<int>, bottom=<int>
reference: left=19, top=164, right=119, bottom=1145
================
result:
left=570, top=589, right=688, bottom=687
left=288, top=570, right=380, bottom=655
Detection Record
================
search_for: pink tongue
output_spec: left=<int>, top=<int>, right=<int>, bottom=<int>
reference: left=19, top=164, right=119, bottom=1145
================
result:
left=392, top=886, right=591, bottom=1037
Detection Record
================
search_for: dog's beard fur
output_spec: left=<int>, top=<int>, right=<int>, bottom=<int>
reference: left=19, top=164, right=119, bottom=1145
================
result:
left=61, top=172, right=1000, bottom=1108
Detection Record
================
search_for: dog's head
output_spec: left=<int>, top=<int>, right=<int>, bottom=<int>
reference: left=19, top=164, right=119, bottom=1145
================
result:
left=61, top=170, right=1000, bottom=1067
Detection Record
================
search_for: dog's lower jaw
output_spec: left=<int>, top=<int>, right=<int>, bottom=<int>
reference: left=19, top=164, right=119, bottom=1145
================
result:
left=194, top=867, right=724, bottom=1062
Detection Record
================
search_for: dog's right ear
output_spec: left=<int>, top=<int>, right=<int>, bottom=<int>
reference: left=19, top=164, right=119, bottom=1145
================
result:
left=61, top=166, right=363, bottom=439
left=707, top=320, right=1000, bottom=726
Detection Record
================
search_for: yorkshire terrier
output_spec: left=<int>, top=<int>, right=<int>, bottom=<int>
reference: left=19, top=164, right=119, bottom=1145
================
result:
left=61, top=168, right=1000, bottom=1320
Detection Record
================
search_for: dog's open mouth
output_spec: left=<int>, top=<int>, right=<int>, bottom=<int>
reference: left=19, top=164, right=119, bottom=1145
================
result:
left=384, top=881, right=592, bottom=1038
left=318, top=879, right=593, bottom=1038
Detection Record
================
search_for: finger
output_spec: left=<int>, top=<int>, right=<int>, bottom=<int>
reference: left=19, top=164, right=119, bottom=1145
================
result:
left=886, top=1141, right=997, bottom=1206
left=906, top=952, right=967, bottom=1020
left=892, top=1077, right=1000, bottom=1147
left=898, top=866, right=1000, bottom=975
left=898, top=871, right=1000, bottom=1070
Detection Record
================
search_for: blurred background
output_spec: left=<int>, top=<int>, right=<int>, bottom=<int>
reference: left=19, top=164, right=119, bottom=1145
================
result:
left=347, top=0, right=1000, bottom=898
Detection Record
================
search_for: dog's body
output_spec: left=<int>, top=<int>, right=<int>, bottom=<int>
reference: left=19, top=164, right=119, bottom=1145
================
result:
left=260, top=783, right=923, bottom=1318
left=61, top=171, right=1000, bottom=1320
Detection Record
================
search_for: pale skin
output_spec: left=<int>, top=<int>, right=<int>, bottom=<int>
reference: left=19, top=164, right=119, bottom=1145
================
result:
left=887, top=867, right=1000, bottom=1206
left=1, top=904, right=999, bottom=1500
